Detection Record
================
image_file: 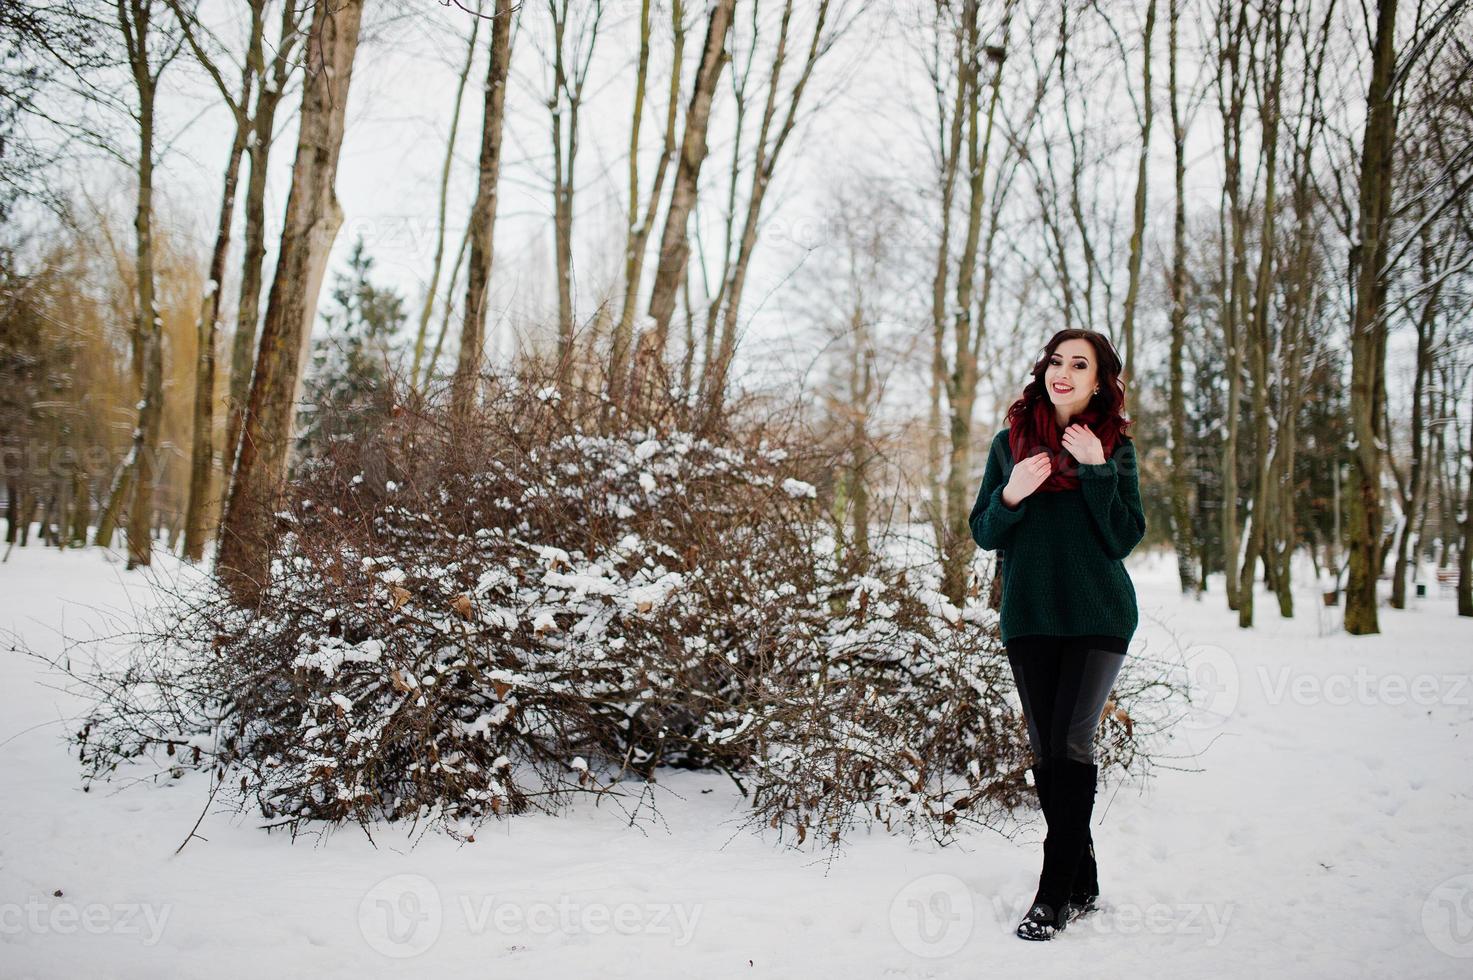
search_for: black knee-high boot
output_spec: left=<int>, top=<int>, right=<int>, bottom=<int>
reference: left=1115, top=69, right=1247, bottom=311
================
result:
left=1018, top=758, right=1098, bottom=940
left=1031, top=761, right=1099, bottom=911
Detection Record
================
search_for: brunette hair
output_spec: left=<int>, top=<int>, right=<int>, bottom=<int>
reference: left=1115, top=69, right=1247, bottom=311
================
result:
left=1003, top=328, right=1135, bottom=444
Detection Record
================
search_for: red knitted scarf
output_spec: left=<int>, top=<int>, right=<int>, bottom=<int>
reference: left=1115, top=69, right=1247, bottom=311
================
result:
left=1008, top=399, right=1125, bottom=493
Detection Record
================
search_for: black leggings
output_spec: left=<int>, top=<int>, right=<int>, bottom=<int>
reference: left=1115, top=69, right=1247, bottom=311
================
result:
left=1006, top=635, right=1126, bottom=766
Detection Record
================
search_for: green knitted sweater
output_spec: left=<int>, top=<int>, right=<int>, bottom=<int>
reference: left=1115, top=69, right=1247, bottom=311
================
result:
left=968, top=427, right=1146, bottom=650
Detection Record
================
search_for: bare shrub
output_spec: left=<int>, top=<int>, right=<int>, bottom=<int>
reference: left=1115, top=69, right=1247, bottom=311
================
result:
left=59, top=365, right=1157, bottom=851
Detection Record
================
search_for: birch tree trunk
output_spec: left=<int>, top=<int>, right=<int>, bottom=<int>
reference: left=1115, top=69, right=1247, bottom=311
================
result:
left=216, top=0, right=366, bottom=602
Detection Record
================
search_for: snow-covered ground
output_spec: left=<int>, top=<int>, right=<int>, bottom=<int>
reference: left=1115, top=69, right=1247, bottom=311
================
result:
left=2, top=540, right=1471, bottom=978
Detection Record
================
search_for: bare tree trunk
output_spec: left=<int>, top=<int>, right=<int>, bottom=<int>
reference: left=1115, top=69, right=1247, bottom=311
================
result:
left=69, top=468, right=91, bottom=547
left=1345, top=0, right=1399, bottom=634
left=1166, top=0, right=1196, bottom=594
left=216, top=0, right=366, bottom=603
left=452, top=0, right=516, bottom=423
left=694, top=15, right=759, bottom=422
left=1433, top=359, right=1456, bottom=577
left=699, top=0, right=838, bottom=429
left=1217, top=0, right=1253, bottom=609
left=1119, top=0, right=1156, bottom=385
left=549, top=1, right=575, bottom=383
left=926, top=5, right=968, bottom=566
left=412, top=4, right=481, bottom=392
left=636, top=0, right=735, bottom=404
left=609, top=0, right=685, bottom=412
left=1270, top=0, right=1334, bottom=617
left=546, top=0, right=606, bottom=387
left=425, top=220, right=473, bottom=388
left=1392, top=237, right=1441, bottom=607
left=116, top=0, right=174, bottom=570
left=183, top=115, right=248, bottom=561
left=942, top=2, right=1007, bottom=605
left=851, top=337, right=874, bottom=560
left=222, top=0, right=306, bottom=496
left=4, top=483, right=16, bottom=547
left=176, top=0, right=263, bottom=562
left=1053, top=1, right=1108, bottom=333
left=1237, top=0, right=1283, bottom=628
left=1459, top=388, right=1473, bottom=616
left=94, top=462, right=133, bottom=548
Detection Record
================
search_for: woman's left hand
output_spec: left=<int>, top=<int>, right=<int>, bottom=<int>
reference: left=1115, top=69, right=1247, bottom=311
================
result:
left=1062, top=424, right=1106, bottom=466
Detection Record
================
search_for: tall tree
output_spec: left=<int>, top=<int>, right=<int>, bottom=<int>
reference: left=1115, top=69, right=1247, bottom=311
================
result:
left=608, top=0, right=686, bottom=412
left=451, top=0, right=516, bottom=423
left=1237, top=0, right=1285, bottom=629
left=1119, top=0, right=1156, bottom=386
left=167, top=0, right=264, bottom=561
left=108, top=0, right=185, bottom=568
left=220, top=0, right=308, bottom=499
left=1214, top=0, right=1256, bottom=611
left=411, top=4, right=482, bottom=392
left=542, top=0, right=607, bottom=386
left=1166, top=0, right=1197, bottom=594
left=1343, top=0, right=1399, bottom=634
left=633, top=0, right=736, bottom=405
left=940, top=1, right=1010, bottom=604
left=216, top=0, right=366, bottom=602
left=696, top=0, right=849, bottom=429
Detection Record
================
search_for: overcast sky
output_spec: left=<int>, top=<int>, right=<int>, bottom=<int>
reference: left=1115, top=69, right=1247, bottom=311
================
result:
left=40, top=0, right=1421, bottom=427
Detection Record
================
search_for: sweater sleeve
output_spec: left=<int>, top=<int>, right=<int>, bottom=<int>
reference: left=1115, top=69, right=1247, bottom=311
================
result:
left=969, top=431, right=1027, bottom=551
left=1078, top=437, right=1146, bottom=560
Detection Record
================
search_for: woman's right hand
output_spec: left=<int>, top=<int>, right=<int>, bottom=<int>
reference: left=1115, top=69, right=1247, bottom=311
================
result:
left=1002, top=452, right=1052, bottom=508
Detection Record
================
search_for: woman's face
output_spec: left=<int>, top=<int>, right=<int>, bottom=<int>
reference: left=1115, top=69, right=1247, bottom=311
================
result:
left=1044, top=338, right=1098, bottom=419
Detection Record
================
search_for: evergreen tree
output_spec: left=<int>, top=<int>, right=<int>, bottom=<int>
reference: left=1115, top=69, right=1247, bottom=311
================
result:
left=296, top=236, right=406, bottom=458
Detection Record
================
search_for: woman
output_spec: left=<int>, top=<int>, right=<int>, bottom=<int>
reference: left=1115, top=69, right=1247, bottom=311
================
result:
left=968, top=328, right=1146, bottom=942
